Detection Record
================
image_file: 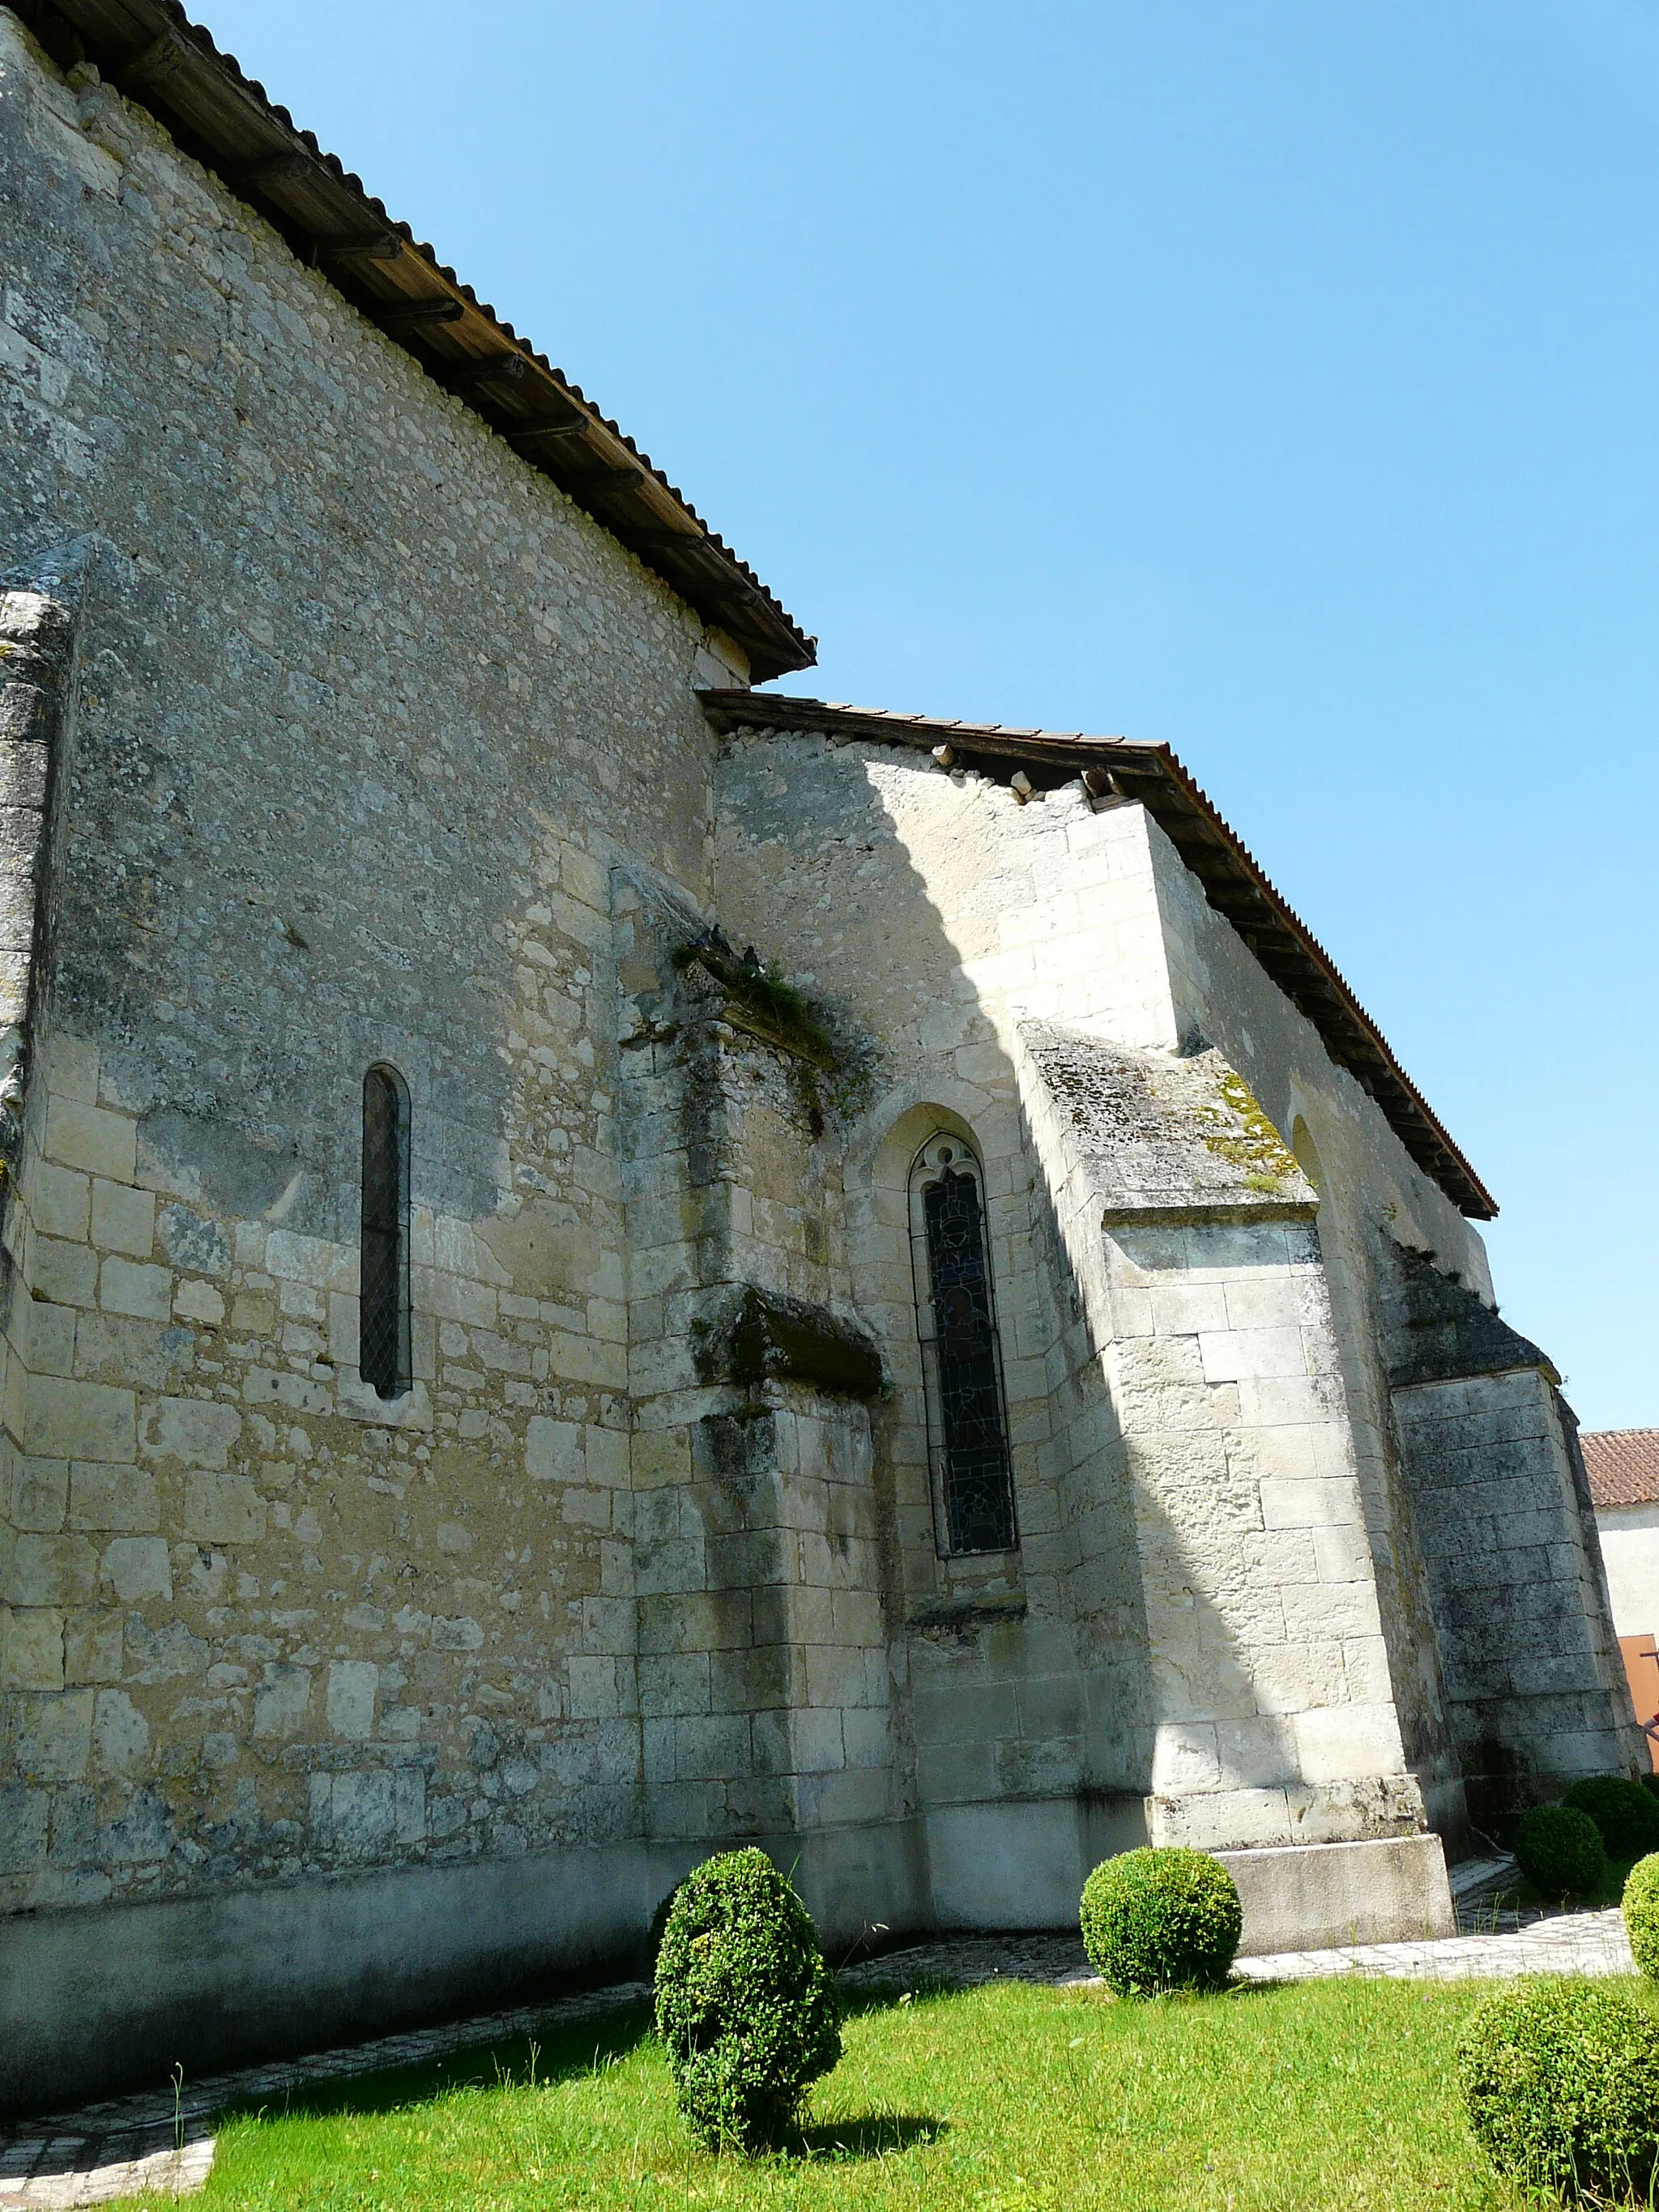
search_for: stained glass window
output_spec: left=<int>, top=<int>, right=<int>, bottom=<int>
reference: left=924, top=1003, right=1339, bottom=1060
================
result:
left=360, top=1066, right=409, bottom=1400
left=910, top=1136, right=1017, bottom=1554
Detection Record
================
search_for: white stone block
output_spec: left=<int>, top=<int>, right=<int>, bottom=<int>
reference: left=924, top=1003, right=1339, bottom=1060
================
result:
left=0, top=1604, right=64, bottom=1690
left=99, top=1256, right=171, bottom=1321
left=31, top=1236, right=96, bottom=1308
left=1278, top=1580, right=1383, bottom=1643
left=44, top=1097, right=135, bottom=1183
left=89, top=1180, right=155, bottom=1259
left=1199, top=1328, right=1307, bottom=1384
left=92, top=1688, right=148, bottom=1772
left=141, top=1397, right=242, bottom=1468
left=326, top=1660, right=378, bottom=1738
left=31, top=1161, right=88, bottom=1242
left=1291, top=1703, right=1405, bottom=1784
left=252, top=1664, right=312, bottom=1738
left=10, top=1686, right=94, bottom=1781
left=182, top=1472, right=267, bottom=1545
left=1151, top=1722, right=1222, bottom=1791
left=1149, top=1281, right=1229, bottom=1336
left=100, top=1536, right=171, bottom=1603
left=526, top=1416, right=582, bottom=1482
left=175, top=1278, right=224, bottom=1325
left=67, top=1464, right=158, bottom=1532
left=266, top=1230, right=357, bottom=1292
left=1260, top=1477, right=1361, bottom=1530
left=23, top=1378, right=135, bottom=1462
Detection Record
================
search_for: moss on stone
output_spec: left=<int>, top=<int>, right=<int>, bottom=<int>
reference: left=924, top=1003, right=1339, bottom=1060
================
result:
left=673, top=939, right=836, bottom=1069
left=1197, top=1069, right=1302, bottom=1188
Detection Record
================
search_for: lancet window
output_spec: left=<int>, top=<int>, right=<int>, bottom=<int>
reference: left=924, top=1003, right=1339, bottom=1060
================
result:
left=909, top=1132, right=1017, bottom=1555
left=360, top=1064, right=411, bottom=1400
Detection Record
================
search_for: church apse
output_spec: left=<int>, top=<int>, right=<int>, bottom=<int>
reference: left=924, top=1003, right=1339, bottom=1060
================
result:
left=0, top=2, right=1631, bottom=2107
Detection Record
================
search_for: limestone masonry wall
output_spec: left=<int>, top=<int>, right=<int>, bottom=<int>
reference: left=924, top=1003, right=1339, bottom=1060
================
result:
left=0, top=11, right=727, bottom=1921
left=0, top=1, right=1633, bottom=2112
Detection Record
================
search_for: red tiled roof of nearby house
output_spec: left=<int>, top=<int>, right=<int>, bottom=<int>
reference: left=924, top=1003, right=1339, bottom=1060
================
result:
left=1584, top=1430, right=1659, bottom=1508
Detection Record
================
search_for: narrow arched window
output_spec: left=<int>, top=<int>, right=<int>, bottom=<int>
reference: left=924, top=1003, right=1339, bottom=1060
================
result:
left=909, top=1132, right=1017, bottom=1555
left=360, top=1065, right=410, bottom=1400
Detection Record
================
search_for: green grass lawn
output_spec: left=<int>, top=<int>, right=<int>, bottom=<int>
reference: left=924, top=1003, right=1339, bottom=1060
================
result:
left=129, top=1971, right=1592, bottom=2212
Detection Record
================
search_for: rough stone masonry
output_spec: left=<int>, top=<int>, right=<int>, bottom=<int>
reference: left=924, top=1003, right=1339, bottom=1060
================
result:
left=0, top=1, right=1640, bottom=2112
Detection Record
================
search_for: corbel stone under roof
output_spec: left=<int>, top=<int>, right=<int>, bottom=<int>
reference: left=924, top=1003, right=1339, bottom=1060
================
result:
left=16, top=0, right=817, bottom=684
left=699, top=689, right=1498, bottom=1221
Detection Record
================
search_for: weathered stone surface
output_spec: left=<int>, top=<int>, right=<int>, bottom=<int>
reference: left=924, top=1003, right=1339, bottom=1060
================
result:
left=0, top=11, right=1631, bottom=2110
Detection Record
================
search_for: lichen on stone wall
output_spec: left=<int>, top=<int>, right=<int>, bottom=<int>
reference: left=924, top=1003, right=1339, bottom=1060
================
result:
left=1019, top=1022, right=1316, bottom=1218
left=1203, top=1069, right=1303, bottom=1194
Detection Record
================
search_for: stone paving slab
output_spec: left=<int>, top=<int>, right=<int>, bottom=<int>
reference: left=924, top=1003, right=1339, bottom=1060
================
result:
left=0, top=1906, right=1636, bottom=2206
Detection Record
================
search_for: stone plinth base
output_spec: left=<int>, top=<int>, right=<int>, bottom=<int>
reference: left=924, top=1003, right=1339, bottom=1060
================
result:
left=0, top=1812, right=1454, bottom=2116
left=1216, top=1835, right=1455, bottom=1956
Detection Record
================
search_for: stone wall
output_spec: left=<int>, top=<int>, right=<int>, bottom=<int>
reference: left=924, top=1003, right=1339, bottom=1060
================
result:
left=710, top=731, right=1479, bottom=1853
left=0, top=8, right=731, bottom=1926
left=1596, top=1504, right=1659, bottom=1640
left=613, top=875, right=899, bottom=1852
left=1394, top=1373, right=1637, bottom=1816
left=0, top=0, right=1621, bottom=2110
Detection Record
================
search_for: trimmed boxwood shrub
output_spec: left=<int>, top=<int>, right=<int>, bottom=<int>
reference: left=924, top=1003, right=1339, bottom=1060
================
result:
left=1079, top=1848, right=1242, bottom=1996
left=1564, top=1775, right=1659, bottom=1859
left=1511, top=1805, right=1607, bottom=1900
left=647, top=1875, right=686, bottom=1967
left=1458, top=1977, right=1659, bottom=2200
left=1625, top=1854, right=1659, bottom=1980
left=653, top=1847, right=841, bottom=2153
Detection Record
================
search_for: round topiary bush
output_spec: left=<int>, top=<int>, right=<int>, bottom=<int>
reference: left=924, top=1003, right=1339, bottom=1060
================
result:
left=1458, top=1976, right=1659, bottom=2200
left=1624, top=1854, right=1659, bottom=1981
left=653, top=1847, right=841, bottom=2153
left=1511, top=1805, right=1607, bottom=1900
left=1079, top=1847, right=1243, bottom=1996
left=1564, top=1775, right=1659, bottom=1860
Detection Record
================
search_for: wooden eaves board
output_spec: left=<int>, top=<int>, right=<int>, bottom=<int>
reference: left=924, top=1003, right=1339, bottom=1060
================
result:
left=697, top=690, right=1497, bottom=1221
left=19, top=0, right=817, bottom=684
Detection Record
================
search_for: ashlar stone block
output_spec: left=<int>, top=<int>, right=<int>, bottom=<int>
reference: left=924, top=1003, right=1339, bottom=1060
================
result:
left=326, top=1660, right=378, bottom=1739
left=3, top=1530, right=96, bottom=1605
left=66, top=1464, right=158, bottom=1532
left=9, top=1455, right=68, bottom=1532
left=182, top=1473, right=267, bottom=1546
left=0, top=1603, right=63, bottom=1689
left=44, top=1098, right=135, bottom=1183
left=100, top=1537, right=171, bottom=1604
left=23, top=1379, right=136, bottom=1464
left=89, top=1181, right=156, bottom=1259
left=9, top=1686, right=94, bottom=1781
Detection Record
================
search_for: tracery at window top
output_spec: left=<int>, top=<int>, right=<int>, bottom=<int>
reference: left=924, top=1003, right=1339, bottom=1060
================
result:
left=909, top=1132, right=1017, bottom=1556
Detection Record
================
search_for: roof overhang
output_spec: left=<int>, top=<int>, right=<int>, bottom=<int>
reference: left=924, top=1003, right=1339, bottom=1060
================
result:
left=700, top=690, right=1497, bottom=1221
left=16, top=0, right=816, bottom=682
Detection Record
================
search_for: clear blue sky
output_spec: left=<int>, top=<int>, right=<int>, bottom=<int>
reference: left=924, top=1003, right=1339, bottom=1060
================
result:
left=199, top=0, right=1656, bottom=1428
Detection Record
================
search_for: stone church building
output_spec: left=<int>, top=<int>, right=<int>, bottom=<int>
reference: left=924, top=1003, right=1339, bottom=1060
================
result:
left=0, top=0, right=1640, bottom=2109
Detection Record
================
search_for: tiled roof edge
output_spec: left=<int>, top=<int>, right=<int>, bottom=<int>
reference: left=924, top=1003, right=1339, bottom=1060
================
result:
left=1583, top=1430, right=1659, bottom=1510
left=19, top=0, right=816, bottom=681
left=700, top=690, right=1497, bottom=1221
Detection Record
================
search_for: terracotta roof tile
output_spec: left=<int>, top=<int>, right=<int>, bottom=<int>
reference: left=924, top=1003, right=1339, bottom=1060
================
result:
left=1584, top=1430, right=1659, bottom=1508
